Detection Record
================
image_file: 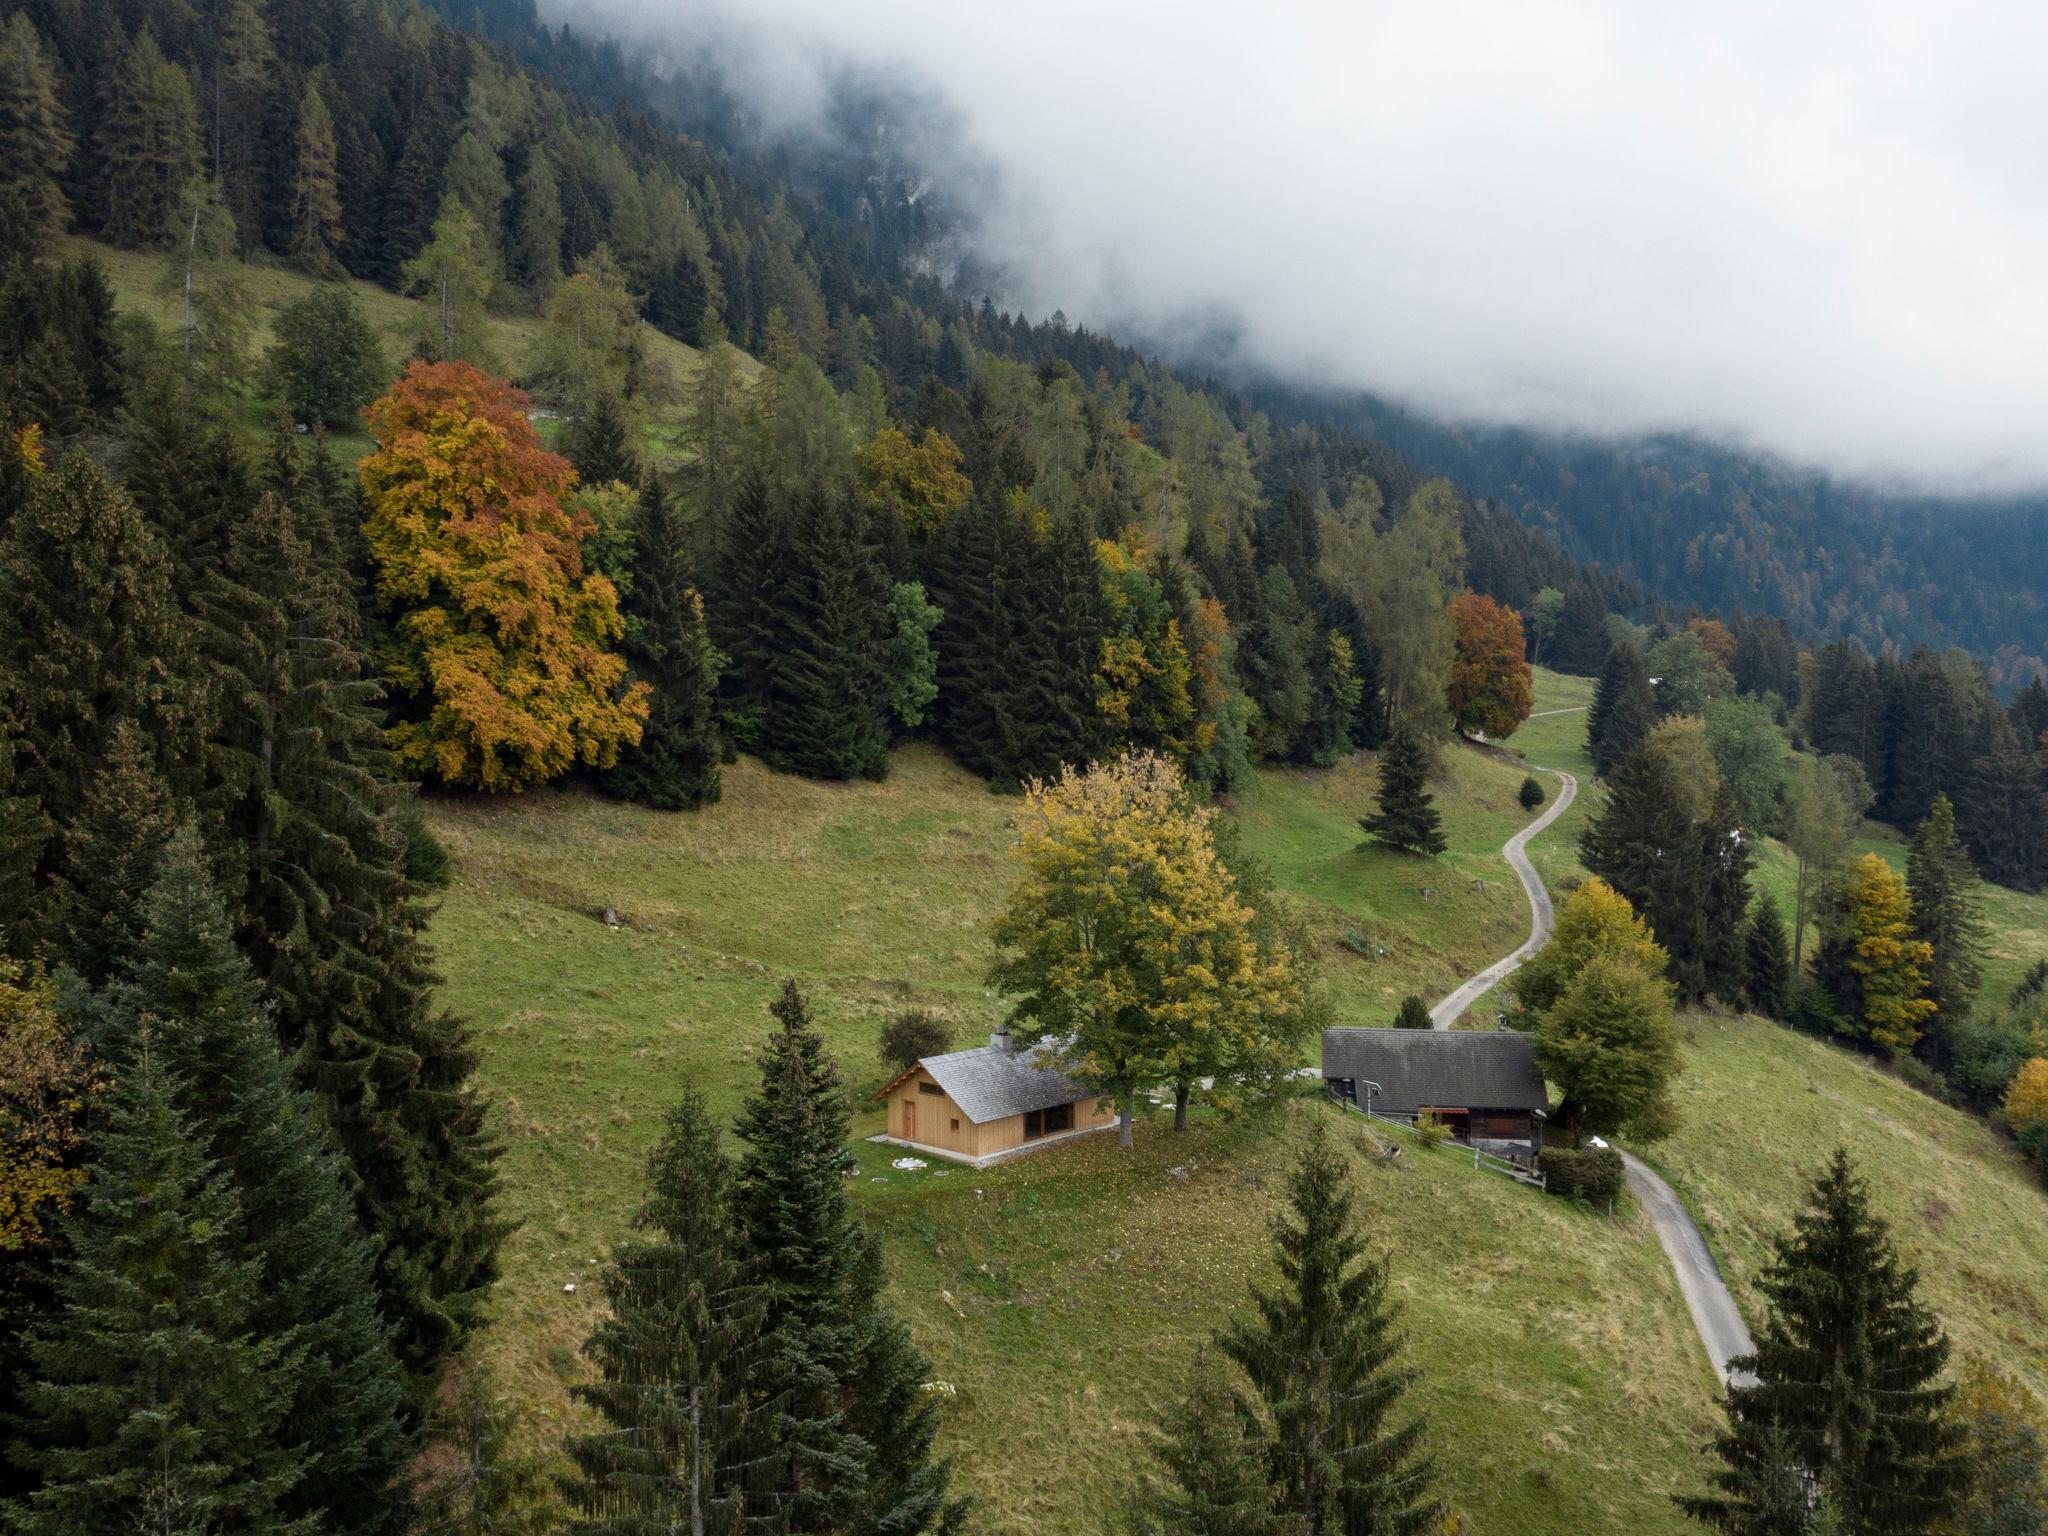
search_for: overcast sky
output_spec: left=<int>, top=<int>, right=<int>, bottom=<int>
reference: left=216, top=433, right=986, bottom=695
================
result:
left=550, top=0, right=2048, bottom=493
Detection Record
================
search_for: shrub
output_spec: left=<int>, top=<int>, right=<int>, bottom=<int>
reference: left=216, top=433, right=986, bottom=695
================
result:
left=264, top=285, right=386, bottom=426
left=1394, top=994, right=1432, bottom=1030
left=879, top=1011, right=953, bottom=1071
left=1538, top=1146, right=1625, bottom=1207
left=1414, top=1111, right=1452, bottom=1149
left=1518, top=775, right=1546, bottom=811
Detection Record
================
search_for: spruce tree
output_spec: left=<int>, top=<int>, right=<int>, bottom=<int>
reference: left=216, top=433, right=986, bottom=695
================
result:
left=567, top=1082, right=770, bottom=1532
left=1700, top=782, right=1755, bottom=1006
left=96, top=827, right=412, bottom=1532
left=0, top=451, right=198, bottom=864
left=0, top=739, right=46, bottom=959
left=1217, top=1120, right=1439, bottom=1535
left=198, top=462, right=506, bottom=1396
left=733, top=981, right=963, bottom=1536
left=1683, top=1151, right=1967, bottom=1535
left=1960, top=722, right=2048, bottom=893
left=1581, top=743, right=1712, bottom=1002
left=1907, top=793, right=1986, bottom=1059
left=568, top=389, right=639, bottom=489
left=1360, top=725, right=1446, bottom=856
left=1743, top=897, right=1792, bottom=1021
left=602, top=475, right=724, bottom=810
left=40, top=718, right=177, bottom=984
left=5, top=1042, right=308, bottom=1534
left=1128, top=1363, right=1291, bottom=1536
left=1586, top=640, right=1655, bottom=778
left=0, top=15, right=73, bottom=235
left=761, top=490, right=892, bottom=782
left=931, top=492, right=1031, bottom=786
left=1004, top=505, right=1108, bottom=786
left=706, top=474, right=788, bottom=753
left=290, top=75, right=344, bottom=275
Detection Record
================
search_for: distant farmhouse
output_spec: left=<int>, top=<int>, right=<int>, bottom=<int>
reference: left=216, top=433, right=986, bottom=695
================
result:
left=874, top=1026, right=1116, bottom=1166
left=1322, top=1027, right=1549, bottom=1158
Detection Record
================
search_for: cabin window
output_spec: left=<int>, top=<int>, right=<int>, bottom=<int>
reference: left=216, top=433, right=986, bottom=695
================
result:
left=917, top=1082, right=943, bottom=1096
left=1024, top=1102, right=1075, bottom=1140
left=950, top=1118, right=960, bottom=1132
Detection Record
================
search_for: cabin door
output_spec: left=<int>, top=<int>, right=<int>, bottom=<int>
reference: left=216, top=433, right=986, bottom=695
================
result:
left=900, top=1100, right=916, bottom=1140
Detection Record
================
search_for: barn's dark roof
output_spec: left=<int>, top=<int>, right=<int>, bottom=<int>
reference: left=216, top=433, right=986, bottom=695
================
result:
left=910, top=1039, right=1095, bottom=1125
left=1321, top=1028, right=1548, bottom=1115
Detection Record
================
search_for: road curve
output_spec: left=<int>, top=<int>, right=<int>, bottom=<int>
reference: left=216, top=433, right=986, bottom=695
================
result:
left=1430, top=760, right=1755, bottom=1387
left=1428, top=769, right=1578, bottom=1026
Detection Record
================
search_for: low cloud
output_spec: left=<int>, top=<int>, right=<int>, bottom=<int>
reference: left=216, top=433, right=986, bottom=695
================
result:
left=549, top=0, right=2048, bottom=493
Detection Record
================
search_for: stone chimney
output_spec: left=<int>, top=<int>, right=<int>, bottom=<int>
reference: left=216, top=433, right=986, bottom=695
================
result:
left=989, top=1024, right=1013, bottom=1053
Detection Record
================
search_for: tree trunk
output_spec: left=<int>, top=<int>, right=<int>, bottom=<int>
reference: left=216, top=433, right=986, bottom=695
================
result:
left=1118, top=1085, right=1134, bottom=1148
left=1793, top=855, right=1810, bottom=976
left=1173, top=1080, right=1189, bottom=1131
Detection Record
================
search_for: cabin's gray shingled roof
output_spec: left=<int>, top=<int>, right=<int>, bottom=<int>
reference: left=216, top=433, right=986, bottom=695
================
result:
left=917, top=1039, right=1094, bottom=1125
left=1320, top=1028, right=1549, bottom=1115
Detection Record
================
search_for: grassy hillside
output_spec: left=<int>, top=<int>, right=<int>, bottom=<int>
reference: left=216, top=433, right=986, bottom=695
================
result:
left=1648, top=1011, right=2048, bottom=1403
left=62, top=234, right=734, bottom=468
left=424, top=734, right=1718, bottom=1535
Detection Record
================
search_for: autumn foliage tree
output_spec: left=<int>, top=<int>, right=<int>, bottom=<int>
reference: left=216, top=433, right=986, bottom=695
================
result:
left=1446, top=591, right=1533, bottom=738
left=361, top=361, right=648, bottom=790
left=1845, top=852, right=1938, bottom=1060
left=988, top=752, right=1312, bottom=1146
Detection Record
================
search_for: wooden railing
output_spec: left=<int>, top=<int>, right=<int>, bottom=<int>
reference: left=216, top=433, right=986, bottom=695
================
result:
left=1341, top=1101, right=1547, bottom=1191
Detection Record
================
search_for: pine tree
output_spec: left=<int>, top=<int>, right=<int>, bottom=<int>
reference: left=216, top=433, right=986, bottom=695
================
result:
left=1701, top=782, right=1755, bottom=1005
left=706, top=474, right=788, bottom=753
left=1006, top=504, right=1108, bottom=785
left=1217, top=1119, right=1439, bottom=1535
left=1307, top=630, right=1364, bottom=768
left=566, top=1082, right=771, bottom=1533
left=0, top=451, right=198, bottom=864
left=40, top=718, right=177, bottom=984
left=290, top=74, right=344, bottom=275
left=96, top=29, right=202, bottom=247
left=603, top=476, right=724, bottom=811
left=567, top=389, right=638, bottom=489
left=1961, top=722, right=2048, bottom=893
left=1586, top=640, right=1655, bottom=778
left=5, top=1042, right=308, bottom=1534
left=96, top=827, right=412, bottom=1532
left=1360, top=725, right=1446, bottom=856
left=1128, top=1363, right=1291, bottom=1536
left=1394, top=994, right=1432, bottom=1030
left=515, top=149, right=563, bottom=295
left=1683, top=1151, right=1967, bottom=1535
left=199, top=464, right=506, bottom=1395
left=1743, top=897, right=1792, bottom=1021
left=733, top=981, right=963, bottom=1535
left=0, top=15, right=73, bottom=235
left=760, top=490, right=891, bottom=782
left=0, top=739, right=47, bottom=959
left=1906, top=793, right=1985, bottom=1061
left=1581, top=743, right=1712, bottom=1002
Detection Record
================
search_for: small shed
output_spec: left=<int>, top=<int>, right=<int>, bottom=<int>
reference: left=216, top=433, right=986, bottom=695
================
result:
left=873, top=1028, right=1116, bottom=1166
left=1322, top=1027, right=1549, bottom=1156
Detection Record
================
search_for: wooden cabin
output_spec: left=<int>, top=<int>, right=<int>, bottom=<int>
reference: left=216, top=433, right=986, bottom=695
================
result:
left=1322, top=1026, right=1549, bottom=1157
left=873, top=1027, right=1116, bottom=1166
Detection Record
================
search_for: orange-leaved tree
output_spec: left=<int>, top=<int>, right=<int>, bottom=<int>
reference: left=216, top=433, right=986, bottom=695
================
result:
left=1446, top=590, right=1533, bottom=739
left=361, top=360, right=648, bottom=790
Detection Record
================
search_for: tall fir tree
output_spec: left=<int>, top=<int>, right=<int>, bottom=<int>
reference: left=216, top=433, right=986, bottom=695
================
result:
left=1906, top=793, right=1985, bottom=1063
left=95, top=827, right=412, bottom=1532
left=1743, top=896, right=1792, bottom=1021
left=567, top=389, right=640, bottom=490
left=706, top=474, right=787, bottom=753
left=198, top=448, right=506, bottom=1396
left=732, top=981, right=963, bottom=1536
left=760, top=490, right=892, bottom=782
left=95, top=28, right=202, bottom=247
left=1581, top=743, right=1712, bottom=1002
left=39, top=718, right=177, bottom=984
left=566, top=1082, right=771, bottom=1533
left=1217, top=1119, right=1439, bottom=1535
left=0, top=15, right=73, bottom=235
left=602, top=475, right=724, bottom=810
left=1128, top=1363, right=1292, bottom=1536
left=289, top=74, right=344, bottom=276
left=0, top=451, right=198, bottom=868
left=5, top=1041, right=308, bottom=1534
left=1360, top=725, right=1446, bottom=856
left=1683, top=1151, right=1966, bottom=1536
left=0, top=739, right=47, bottom=959
left=1700, top=782, right=1755, bottom=1005
left=1586, top=640, right=1655, bottom=778
left=1960, top=720, right=2048, bottom=893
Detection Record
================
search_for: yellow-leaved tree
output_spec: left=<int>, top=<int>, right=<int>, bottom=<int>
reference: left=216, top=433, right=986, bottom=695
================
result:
left=361, top=360, right=648, bottom=790
left=987, top=752, right=1314, bottom=1145
left=1514, top=876, right=1670, bottom=1016
left=1, top=961, right=96, bottom=1259
left=1845, top=852, right=1937, bottom=1060
left=2004, top=1057, right=2048, bottom=1161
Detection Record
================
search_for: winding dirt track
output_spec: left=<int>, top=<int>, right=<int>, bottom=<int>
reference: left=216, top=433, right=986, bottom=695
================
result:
left=1429, top=764, right=1755, bottom=1386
